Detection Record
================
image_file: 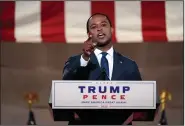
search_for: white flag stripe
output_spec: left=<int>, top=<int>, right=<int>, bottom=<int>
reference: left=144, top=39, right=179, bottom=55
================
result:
left=115, top=1, right=143, bottom=43
left=8, top=1, right=183, bottom=43
left=15, top=1, right=41, bottom=43
left=165, top=1, right=183, bottom=42
left=65, top=1, right=91, bottom=43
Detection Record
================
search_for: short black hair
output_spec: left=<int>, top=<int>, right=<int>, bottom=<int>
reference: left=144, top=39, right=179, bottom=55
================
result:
left=86, top=13, right=112, bottom=33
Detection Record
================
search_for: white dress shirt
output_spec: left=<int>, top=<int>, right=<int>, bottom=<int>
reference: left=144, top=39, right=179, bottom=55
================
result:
left=80, top=46, right=114, bottom=80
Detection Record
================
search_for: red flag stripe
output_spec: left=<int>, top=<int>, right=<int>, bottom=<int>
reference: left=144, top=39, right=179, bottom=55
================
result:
left=91, top=1, right=117, bottom=43
left=0, top=1, right=183, bottom=43
left=0, top=1, right=15, bottom=42
left=141, top=1, right=168, bottom=42
left=41, top=1, right=66, bottom=43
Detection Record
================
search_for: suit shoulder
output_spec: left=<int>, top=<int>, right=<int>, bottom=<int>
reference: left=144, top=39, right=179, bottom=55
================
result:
left=117, top=52, right=137, bottom=64
left=67, top=54, right=82, bottom=61
left=64, top=54, right=82, bottom=65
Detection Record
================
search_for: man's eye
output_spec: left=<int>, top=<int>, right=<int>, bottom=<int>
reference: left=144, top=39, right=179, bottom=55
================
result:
left=102, top=23, right=107, bottom=27
left=91, top=26, right=96, bottom=29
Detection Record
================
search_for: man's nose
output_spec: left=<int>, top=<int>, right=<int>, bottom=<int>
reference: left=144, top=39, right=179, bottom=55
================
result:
left=97, top=25, right=103, bottom=31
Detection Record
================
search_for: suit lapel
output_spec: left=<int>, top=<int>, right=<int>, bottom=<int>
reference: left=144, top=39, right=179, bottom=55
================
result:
left=88, top=53, right=102, bottom=80
left=111, top=51, right=125, bottom=80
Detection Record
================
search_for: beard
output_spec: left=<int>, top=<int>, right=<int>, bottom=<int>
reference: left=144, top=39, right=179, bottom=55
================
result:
left=95, top=37, right=112, bottom=47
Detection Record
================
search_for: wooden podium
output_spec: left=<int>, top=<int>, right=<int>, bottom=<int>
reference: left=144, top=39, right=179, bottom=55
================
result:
left=49, top=81, right=160, bottom=125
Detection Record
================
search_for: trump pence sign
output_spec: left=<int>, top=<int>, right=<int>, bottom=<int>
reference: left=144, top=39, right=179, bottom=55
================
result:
left=51, top=81, right=156, bottom=109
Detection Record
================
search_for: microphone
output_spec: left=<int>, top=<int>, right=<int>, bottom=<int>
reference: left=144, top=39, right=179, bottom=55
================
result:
left=97, top=68, right=109, bottom=80
left=92, top=42, right=97, bottom=47
left=89, top=33, right=97, bottom=48
left=102, top=68, right=110, bottom=80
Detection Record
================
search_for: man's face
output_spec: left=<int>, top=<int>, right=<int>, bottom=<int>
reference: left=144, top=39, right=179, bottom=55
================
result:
left=88, top=15, right=113, bottom=46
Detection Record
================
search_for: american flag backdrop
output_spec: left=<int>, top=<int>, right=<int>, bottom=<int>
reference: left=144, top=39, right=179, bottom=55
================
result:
left=0, top=1, right=183, bottom=43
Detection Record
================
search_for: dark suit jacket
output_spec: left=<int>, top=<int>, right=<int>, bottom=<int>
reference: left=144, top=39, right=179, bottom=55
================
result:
left=61, top=50, right=142, bottom=125
left=63, top=50, right=142, bottom=81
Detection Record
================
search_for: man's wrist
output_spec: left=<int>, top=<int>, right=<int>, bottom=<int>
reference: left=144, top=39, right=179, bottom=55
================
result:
left=80, top=54, right=90, bottom=67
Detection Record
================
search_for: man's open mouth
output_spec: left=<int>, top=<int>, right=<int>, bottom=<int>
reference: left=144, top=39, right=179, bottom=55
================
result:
left=97, top=33, right=105, bottom=39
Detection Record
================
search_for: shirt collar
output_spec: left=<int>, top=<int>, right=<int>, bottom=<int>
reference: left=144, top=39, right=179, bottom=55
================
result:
left=94, top=46, right=114, bottom=57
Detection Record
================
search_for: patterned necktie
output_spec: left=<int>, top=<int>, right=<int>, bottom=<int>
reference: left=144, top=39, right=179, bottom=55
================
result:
left=101, top=52, right=110, bottom=80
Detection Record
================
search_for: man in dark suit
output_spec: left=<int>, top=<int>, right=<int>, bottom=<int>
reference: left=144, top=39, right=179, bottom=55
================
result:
left=62, top=13, right=143, bottom=125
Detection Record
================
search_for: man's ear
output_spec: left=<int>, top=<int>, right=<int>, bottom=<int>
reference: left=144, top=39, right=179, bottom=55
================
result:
left=88, top=32, right=92, bottom=38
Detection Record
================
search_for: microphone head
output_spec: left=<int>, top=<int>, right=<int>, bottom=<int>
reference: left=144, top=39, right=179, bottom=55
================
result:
left=92, top=42, right=97, bottom=47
